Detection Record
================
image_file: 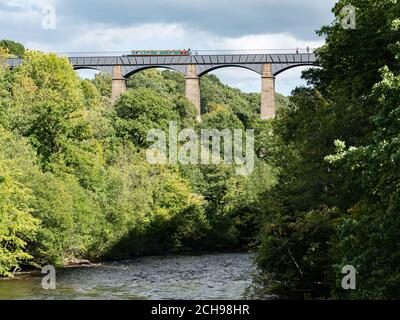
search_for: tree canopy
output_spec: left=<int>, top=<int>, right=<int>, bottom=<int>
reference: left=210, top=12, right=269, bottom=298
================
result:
left=0, top=40, right=25, bottom=58
left=250, top=0, right=400, bottom=299
left=0, top=48, right=280, bottom=276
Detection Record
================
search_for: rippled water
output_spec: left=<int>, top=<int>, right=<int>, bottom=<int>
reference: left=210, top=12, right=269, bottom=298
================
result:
left=0, top=253, right=255, bottom=300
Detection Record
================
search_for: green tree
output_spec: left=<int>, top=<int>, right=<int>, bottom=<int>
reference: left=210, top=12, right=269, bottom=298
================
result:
left=91, top=73, right=112, bottom=97
left=0, top=128, right=39, bottom=277
left=114, top=86, right=196, bottom=148
left=0, top=48, right=12, bottom=126
left=254, top=0, right=400, bottom=299
left=0, top=40, right=25, bottom=58
left=326, top=58, right=400, bottom=298
left=0, top=45, right=282, bottom=277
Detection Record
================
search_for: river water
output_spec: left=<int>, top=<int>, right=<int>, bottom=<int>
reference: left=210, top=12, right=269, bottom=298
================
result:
left=0, top=253, right=255, bottom=300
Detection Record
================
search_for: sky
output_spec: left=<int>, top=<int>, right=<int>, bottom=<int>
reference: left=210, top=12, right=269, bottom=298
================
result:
left=0, top=0, right=338, bottom=95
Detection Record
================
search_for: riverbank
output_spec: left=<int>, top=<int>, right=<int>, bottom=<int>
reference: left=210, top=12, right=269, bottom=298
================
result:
left=0, top=253, right=255, bottom=300
left=2, top=249, right=254, bottom=279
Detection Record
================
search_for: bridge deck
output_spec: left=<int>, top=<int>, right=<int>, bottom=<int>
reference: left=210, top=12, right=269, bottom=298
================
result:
left=6, top=53, right=318, bottom=77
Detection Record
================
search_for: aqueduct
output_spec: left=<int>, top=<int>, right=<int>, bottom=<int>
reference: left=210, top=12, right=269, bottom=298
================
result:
left=7, top=53, right=318, bottom=121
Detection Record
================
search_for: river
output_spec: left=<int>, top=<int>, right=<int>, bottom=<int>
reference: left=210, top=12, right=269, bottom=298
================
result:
left=0, top=253, right=255, bottom=300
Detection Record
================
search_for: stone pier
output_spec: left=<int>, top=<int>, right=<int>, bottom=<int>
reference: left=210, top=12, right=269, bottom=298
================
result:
left=261, top=64, right=276, bottom=120
left=112, top=65, right=127, bottom=102
left=185, top=64, right=201, bottom=122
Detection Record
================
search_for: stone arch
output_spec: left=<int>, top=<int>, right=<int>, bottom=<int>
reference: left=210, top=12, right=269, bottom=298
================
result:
left=73, top=66, right=105, bottom=82
left=273, top=63, right=317, bottom=77
left=73, top=66, right=101, bottom=72
left=73, top=65, right=114, bottom=76
left=197, top=64, right=262, bottom=78
left=123, top=65, right=186, bottom=78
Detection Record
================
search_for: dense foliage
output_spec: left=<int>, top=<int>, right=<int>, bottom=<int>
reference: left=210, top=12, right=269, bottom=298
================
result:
left=0, top=47, right=282, bottom=276
left=0, top=40, right=25, bottom=58
left=251, top=0, right=400, bottom=299
left=3, top=0, right=400, bottom=300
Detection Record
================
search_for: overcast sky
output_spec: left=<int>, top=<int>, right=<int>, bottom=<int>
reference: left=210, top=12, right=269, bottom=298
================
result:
left=0, top=0, right=338, bottom=95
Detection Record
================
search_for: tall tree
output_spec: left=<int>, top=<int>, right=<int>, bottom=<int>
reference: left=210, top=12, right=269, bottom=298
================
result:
left=0, top=40, right=25, bottom=58
left=254, top=0, right=400, bottom=299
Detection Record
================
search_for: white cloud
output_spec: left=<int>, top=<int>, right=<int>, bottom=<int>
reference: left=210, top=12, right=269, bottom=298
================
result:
left=25, top=22, right=321, bottom=95
left=1, top=0, right=54, bottom=11
left=213, top=33, right=323, bottom=51
left=56, top=23, right=324, bottom=54
left=1, top=0, right=328, bottom=95
left=66, top=23, right=186, bottom=52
